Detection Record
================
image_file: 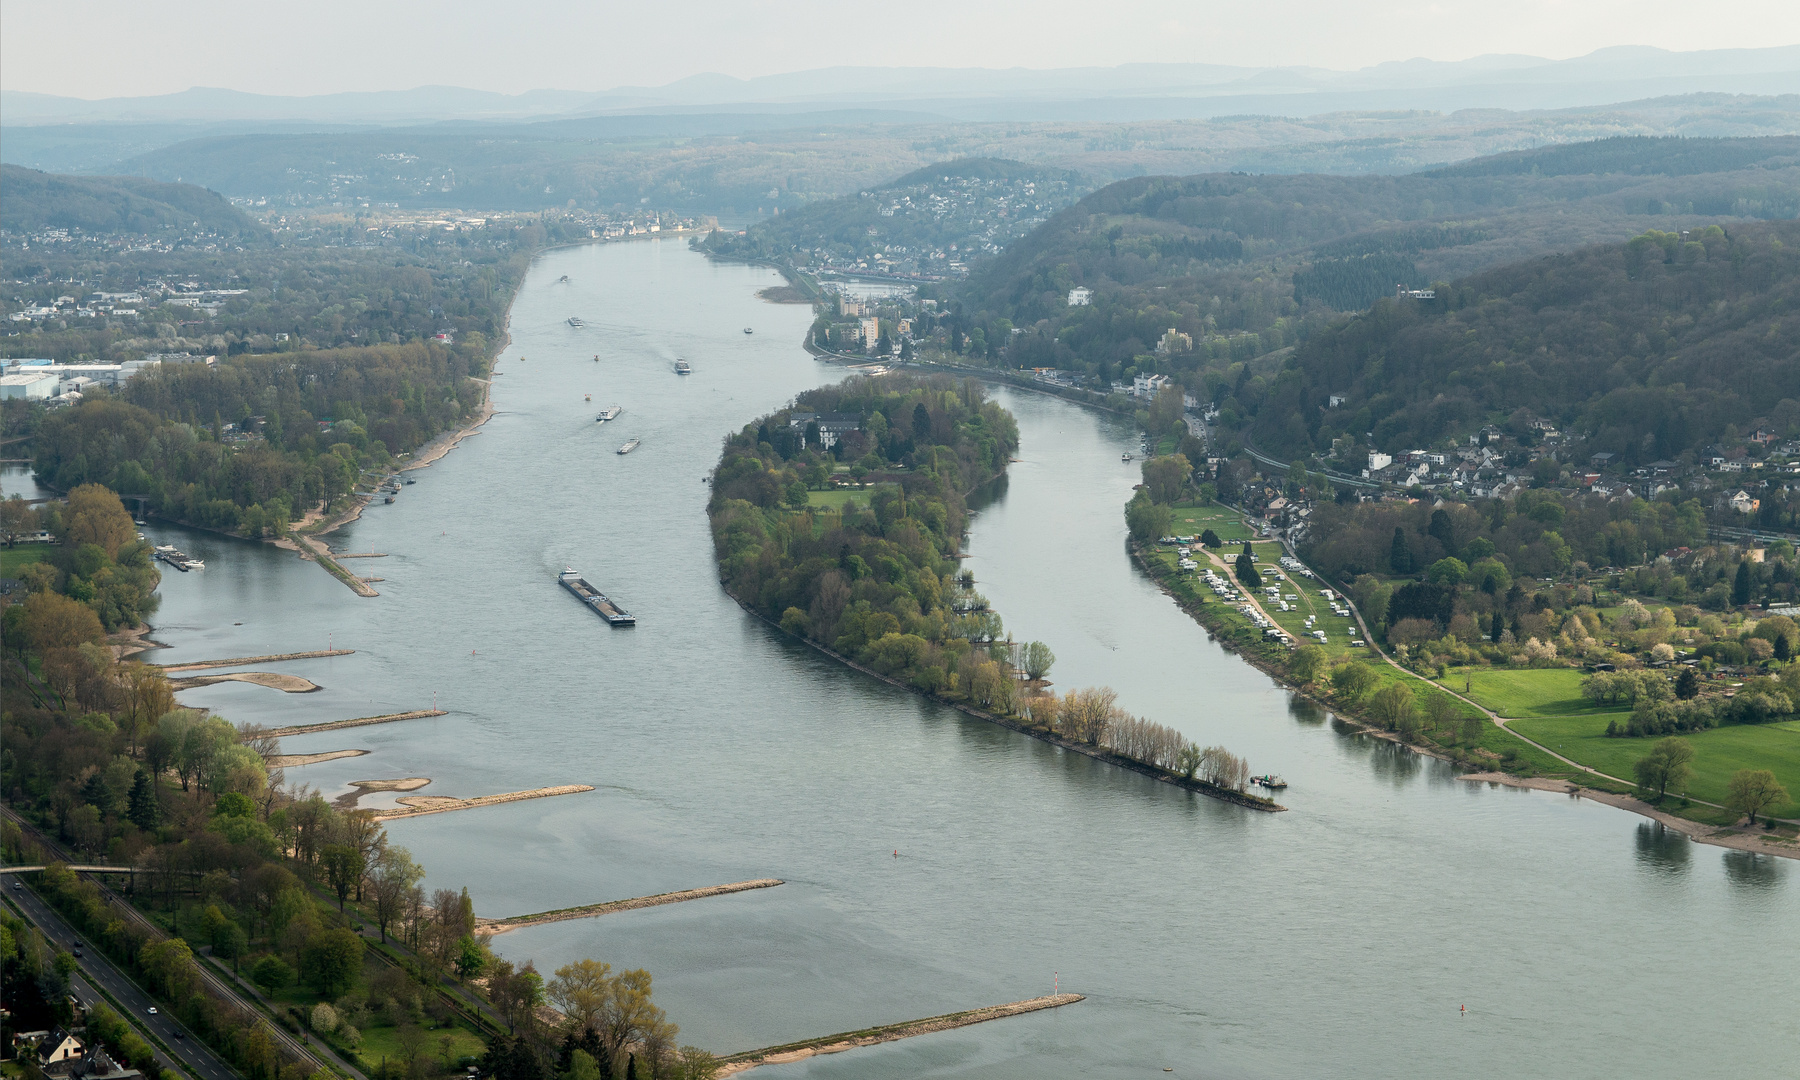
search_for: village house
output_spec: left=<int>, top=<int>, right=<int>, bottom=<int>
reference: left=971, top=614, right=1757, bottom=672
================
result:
left=788, top=411, right=863, bottom=450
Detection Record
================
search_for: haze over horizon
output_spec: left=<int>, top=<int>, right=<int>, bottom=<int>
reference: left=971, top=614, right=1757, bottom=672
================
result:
left=4, top=0, right=1798, bottom=101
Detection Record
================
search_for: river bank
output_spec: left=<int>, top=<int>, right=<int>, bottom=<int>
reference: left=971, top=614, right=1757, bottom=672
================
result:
left=1129, top=536, right=1800, bottom=860
left=728, top=594, right=1282, bottom=811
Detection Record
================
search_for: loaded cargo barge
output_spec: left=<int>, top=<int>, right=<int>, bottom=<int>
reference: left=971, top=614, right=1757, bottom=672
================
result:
left=559, top=567, right=636, bottom=625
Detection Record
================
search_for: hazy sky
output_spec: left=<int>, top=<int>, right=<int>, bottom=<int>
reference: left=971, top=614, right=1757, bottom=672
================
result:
left=5, top=0, right=1798, bottom=98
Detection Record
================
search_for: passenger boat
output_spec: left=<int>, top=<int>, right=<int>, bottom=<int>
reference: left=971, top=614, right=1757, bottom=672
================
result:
left=567, top=317, right=584, bottom=328
left=617, top=439, right=640, bottom=454
left=1252, top=774, right=1288, bottom=789
left=674, top=360, right=692, bottom=375
left=596, top=406, right=622, bottom=422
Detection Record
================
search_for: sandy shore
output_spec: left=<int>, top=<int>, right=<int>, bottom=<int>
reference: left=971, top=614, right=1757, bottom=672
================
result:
left=171, top=671, right=321, bottom=693
left=1460, top=772, right=1800, bottom=860
left=401, top=387, right=494, bottom=473
left=268, top=749, right=369, bottom=768
left=335, top=777, right=432, bottom=809
left=371, top=783, right=594, bottom=821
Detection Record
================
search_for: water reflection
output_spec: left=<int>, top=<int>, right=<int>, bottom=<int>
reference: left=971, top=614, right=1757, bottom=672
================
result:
left=1287, top=697, right=1327, bottom=726
left=1633, top=822, right=1691, bottom=876
left=1721, top=849, right=1787, bottom=889
left=1366, top=738, right=1423, bottom=784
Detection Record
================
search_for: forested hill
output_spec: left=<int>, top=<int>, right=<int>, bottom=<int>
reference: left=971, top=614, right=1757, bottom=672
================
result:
left=1249, top=220, right=1800, bottom=462
left=701, top=157, right=1087, bottom=279
left=0, top=164, right=267, bottom=240
left=968, top=136, right=1800, bottom=383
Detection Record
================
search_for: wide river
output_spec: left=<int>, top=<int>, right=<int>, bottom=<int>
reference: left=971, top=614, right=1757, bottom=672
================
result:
left=40, top=240, right=1795, bottom=1077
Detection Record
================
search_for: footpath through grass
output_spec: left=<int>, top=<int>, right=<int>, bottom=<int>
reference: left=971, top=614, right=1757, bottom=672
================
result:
left=1450, top=665, right=1800, bottom=819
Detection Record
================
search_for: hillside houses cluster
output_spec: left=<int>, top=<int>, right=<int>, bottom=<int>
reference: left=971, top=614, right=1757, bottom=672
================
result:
left=5, top=283, right=247, bottom=325
left=780, top=173, right=1081, bottom=282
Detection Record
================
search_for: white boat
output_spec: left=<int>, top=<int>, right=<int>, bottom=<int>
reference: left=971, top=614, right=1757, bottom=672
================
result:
left=674, top=360, right=692, bottom=374
left=743, top=327, right=753, bottom=334
left=1121, top=452, right=1133, bottom=462
left=617, top=439, right=640, bottom=454
left=567, top=317, right=584, bottom=328
left=596, top=406, right=622, bottom=422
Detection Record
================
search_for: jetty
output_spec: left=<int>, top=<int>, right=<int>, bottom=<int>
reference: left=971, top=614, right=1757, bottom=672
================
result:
left=157, top=649, right=353, bottom=672
left=265, top=709, right=447, bottom=738
left=371, top=784, right=594, bottom=822
left=479, top=879, right=784, bottom=934
left=716, top=994, right=1085, bottom=1075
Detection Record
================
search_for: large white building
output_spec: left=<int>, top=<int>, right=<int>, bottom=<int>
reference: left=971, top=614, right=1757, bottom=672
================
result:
left=1, top=372, right=58, bottom=399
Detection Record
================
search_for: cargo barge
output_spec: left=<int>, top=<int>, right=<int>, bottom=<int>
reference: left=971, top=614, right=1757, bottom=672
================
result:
left=559, top=568, right=636, bottom=625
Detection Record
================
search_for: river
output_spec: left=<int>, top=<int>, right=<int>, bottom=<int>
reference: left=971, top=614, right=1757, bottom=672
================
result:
left=34, top=239, right=1794, bottom=1078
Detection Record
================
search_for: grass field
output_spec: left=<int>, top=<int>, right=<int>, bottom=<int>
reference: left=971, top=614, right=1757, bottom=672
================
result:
left=1456, top=668, right=1592, bottom=717
left=1, top=546, right=47, bottom=578
left=1451, top=664, right=1799, bottom=818
left=1511, top=713, right=1800, bottom=819
left=804, top=489, right=869, bottom=509
left=1165, top=504, right=1260, bottom=543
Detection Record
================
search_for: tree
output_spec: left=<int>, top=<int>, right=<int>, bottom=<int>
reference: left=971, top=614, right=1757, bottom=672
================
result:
left=1140, top=454, right=1191, bottom=505
left=1733, top=560, right=1753, bottom=607
left=64, top=484, right=137, bottom=559
left=1389, top=526, right=1414, bottom=575
left=1125, top=490, right=1172, bottom=543
left=1288, top=644, right=1327, bottom=685
left=1235, top=551, right=1257, bottom=588
left=369, top=846, right=425, bottom=944
left=455, top=935, right=487, bottom=980
left=1725, top=769, right=1789, bottom=826
left=1199, top=529, right=1221, bottom=549
left=596, top=968, right=669, bottom=1076
left=548, top=959, right=614, bottom=1033
left=1330, top=663, right=1378, bottom=701
left=1426, top=557, right=1467, bottom=586
left=320, top=844, right=365, bottom=911
left=126, top=769, right=161, bottom=831
left=1632, top=737, right=1695, bottom=802
left=300, top=928, right=365, bottom=998
left=1369, top=682, right=1415, bottom=730
left=1674, top=666, right=1700, bottom=700
left=1022, top=641, right=1055, bottom=681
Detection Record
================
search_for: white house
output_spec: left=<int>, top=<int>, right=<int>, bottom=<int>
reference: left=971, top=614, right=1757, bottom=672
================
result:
left=1367, top=451, right=1393, bottom=472
left=1132, top=372, right=1171, bottom=398
left=1067, top=287, right=1092, bottom=306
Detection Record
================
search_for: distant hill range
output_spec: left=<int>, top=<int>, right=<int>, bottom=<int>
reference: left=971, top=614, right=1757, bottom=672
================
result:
left=0, top=164, right=266, bottom=240
left=5, top=45, right=1798, bottom=125
left=978, top=135, right=1800, bottom=378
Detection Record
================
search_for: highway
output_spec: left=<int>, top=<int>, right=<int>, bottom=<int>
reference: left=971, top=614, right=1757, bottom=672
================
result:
left=3, top=880, right=239, bottom=1080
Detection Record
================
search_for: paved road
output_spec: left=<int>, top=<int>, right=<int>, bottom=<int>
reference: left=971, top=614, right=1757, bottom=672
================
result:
left=0, top=810, right=328, bottom=1076
left=3, top=881, right=238, bottom=1080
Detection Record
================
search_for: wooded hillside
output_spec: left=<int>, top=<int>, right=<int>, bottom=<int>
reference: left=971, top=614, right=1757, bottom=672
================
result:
left=1250, top=220, right=1800, bottom=460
